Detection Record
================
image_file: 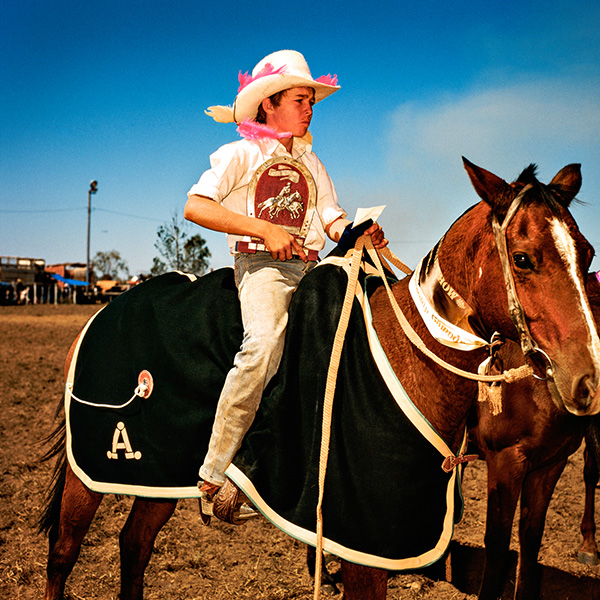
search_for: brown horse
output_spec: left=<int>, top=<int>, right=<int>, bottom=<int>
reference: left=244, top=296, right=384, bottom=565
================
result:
left=40, top=159, right=600, bottom=600
left=469, top=274, right=600, bottom=600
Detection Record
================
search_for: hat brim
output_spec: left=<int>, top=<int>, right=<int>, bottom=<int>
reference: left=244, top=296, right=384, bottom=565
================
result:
left=234, top=74, right=339, bottom=123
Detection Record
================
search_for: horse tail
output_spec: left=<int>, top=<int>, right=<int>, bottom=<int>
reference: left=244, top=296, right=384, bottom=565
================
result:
left=38, top=402, right=67, bottom=540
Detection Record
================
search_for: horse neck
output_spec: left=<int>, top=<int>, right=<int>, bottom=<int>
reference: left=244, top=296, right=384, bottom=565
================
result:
left=370, top=277, right=485, bottom=454
left=436, top=202, right=514, bottom=340
left=371, top=202, right=524, bottom=452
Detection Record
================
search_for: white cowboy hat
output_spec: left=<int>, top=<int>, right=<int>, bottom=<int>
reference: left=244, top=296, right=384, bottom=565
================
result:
left=206, top=50, right=340, bottom=124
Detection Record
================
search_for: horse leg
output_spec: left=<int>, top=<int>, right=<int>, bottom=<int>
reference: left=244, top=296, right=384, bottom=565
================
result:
left=305, top=546, right=341, bottom=594
left=119, top=498, right=177, bottom=600
left=44, top=465, right=103, bottom=600
left=478, top=451, right=525, bottom=600
left=341, top=560, right=388, bottom=600
left=515, top=460, right=566, bottom=600
left=578, top=439, right=600, bottom=565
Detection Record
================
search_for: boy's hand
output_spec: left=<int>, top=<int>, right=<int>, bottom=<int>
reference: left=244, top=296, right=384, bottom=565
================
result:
left=337, top=220, right=388, bottom=251
left=364, top=222, right=388, bottom=250
left=263, top=225, right=308, bottom=262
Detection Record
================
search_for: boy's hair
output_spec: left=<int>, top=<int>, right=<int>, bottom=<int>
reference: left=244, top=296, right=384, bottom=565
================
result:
left=255, top=90, right=286, bottom=124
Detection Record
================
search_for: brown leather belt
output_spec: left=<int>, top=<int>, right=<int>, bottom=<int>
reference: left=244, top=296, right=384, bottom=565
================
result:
left=235, top=241, right=319, bottom=261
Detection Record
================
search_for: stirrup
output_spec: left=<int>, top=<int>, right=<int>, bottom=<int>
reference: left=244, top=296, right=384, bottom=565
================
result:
left=198, top=480, right=220, bottom=525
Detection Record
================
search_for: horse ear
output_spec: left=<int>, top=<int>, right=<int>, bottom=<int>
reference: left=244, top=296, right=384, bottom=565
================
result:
left=462, top=157, right=511, bottom=213
left=549, top=164, right=582, bottom=206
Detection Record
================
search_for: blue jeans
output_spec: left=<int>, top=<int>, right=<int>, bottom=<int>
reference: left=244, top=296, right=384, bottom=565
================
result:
left=199, top=253, right=316, bottom=485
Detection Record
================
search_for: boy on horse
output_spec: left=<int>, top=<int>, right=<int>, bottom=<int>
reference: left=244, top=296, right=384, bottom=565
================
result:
left=184, top=50, right=387, bottom=522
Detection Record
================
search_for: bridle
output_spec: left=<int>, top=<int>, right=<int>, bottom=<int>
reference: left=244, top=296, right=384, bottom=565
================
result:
left=491, top=183, right=554, bottom=381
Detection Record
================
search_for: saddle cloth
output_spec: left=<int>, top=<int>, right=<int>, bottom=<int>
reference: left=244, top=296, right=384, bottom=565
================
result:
left=66, top=261, right=465, bottom=570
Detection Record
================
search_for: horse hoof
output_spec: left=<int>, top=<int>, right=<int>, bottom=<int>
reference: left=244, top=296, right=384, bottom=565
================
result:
left=321, top=583, right=340, bottom=595
left=577, top=550, right=600, bottom=566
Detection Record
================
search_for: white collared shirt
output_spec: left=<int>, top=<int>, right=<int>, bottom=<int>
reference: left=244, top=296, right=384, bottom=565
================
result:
left=187, top=135, right=346, bottom=253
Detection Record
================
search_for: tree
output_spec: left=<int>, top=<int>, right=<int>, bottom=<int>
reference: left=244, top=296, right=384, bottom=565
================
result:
left=92, top=250, right=129, bottom=280
left=151, top=212, right=211, bottom=276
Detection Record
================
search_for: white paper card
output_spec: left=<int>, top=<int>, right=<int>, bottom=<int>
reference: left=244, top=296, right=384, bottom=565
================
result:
left=352, top=205, right=386, bottom=228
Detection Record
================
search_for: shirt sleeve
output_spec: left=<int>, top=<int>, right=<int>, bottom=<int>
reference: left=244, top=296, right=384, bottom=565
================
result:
left=187, top=141, right=248, bottom=203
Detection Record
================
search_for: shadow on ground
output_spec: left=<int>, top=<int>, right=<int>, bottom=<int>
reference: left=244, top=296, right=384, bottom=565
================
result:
left=445, top=542, right=600, bottom=600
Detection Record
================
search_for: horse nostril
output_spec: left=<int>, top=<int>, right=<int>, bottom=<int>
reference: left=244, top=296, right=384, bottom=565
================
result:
left=585, top=377, right=597, bottom=397
left=575, top=374, right=597, bottom=408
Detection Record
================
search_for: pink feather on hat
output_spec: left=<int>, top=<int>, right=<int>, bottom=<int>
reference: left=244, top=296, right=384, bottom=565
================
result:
left=315, top=74, right=338, bottom=86
left=238, top=63, right=287, bottom=92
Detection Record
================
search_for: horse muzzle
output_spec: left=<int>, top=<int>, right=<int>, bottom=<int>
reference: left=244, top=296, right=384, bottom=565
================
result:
left=571, top=372, right=600, bottom=416
left=552, top=370, right=600, bottom=416
left=541, top=353, right=600, bottom=416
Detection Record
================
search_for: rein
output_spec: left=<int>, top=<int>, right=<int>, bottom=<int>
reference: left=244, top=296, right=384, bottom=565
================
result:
left=370, top=241, right=534, bottom=383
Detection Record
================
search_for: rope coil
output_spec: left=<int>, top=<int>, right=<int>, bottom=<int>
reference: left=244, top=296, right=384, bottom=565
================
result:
left=66, top=374, right=152, bottom=410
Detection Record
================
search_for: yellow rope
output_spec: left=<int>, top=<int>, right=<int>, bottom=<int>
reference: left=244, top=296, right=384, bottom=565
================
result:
left=380, top=246, right=413, bottom=276
left=313, top=237, right=365, bottom=599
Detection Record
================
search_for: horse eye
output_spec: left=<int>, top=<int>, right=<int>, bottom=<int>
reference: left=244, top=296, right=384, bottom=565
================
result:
left=513, top=252, right=534, bottom=270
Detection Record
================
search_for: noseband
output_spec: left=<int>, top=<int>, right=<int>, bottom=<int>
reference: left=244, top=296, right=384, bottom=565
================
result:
left=491, top=184, right=554, bottom=380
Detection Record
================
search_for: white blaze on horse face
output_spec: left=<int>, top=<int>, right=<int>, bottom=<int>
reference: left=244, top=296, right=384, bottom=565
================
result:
left=550, top=217, right=600, bottom=368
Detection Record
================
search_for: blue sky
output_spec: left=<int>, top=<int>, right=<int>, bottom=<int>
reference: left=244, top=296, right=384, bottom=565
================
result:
left=1, top=0, right=599, bottom=274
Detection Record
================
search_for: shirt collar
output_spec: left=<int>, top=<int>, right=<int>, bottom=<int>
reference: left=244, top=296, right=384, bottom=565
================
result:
left=260, top=132, right=313, bottom=159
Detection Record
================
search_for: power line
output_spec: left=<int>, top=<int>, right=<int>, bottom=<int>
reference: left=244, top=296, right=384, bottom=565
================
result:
left=0, top=207, right=84, bottom=213
left=95, top=208, right=164, bottom=223
left=0, top=205, right=164, bottom=223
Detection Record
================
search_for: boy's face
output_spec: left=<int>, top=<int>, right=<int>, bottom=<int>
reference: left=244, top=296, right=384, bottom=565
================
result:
left=263, top=87, right=316, bottom=137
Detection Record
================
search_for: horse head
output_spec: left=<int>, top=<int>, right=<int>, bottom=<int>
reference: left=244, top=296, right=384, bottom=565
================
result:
left=441, top=158, right=599, bottom=416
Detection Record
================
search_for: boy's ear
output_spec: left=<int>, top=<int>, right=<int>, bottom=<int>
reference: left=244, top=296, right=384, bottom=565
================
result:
left=262, top=97, right=274, bottom=115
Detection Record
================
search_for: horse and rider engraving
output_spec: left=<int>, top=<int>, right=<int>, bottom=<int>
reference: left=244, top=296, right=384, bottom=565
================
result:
left=257, top=182, right=304, bottom=220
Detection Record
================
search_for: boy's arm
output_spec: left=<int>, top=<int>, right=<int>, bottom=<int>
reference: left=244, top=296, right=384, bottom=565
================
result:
left=325, top=217, right=351, bottom=242
left=184, top=194, right=307, bottom=262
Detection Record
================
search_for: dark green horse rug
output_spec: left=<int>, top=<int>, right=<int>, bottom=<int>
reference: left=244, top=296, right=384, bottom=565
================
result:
left=66, top=257, right=466, bottom=570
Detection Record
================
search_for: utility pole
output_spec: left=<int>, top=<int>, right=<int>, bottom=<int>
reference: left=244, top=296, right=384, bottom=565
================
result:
left=86, top=180, right=98, bottom=296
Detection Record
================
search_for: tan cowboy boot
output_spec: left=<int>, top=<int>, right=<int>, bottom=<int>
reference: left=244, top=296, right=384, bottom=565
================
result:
left=198, top=479, right=259, bottom=525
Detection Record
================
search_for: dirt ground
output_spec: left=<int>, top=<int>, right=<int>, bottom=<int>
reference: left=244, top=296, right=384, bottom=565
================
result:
left=1, top=304, right=599, bottom=599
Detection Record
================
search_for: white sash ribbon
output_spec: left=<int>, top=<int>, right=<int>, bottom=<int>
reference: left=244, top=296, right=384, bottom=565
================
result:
left=409, top=257, right=489, bottom=351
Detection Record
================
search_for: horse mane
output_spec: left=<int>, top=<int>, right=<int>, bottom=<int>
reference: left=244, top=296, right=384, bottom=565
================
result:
left=516, top=164, right=539, bottom=185
left=515, top=163, right=583, bottom=212
left=512, top=163, right=571, bottom=215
